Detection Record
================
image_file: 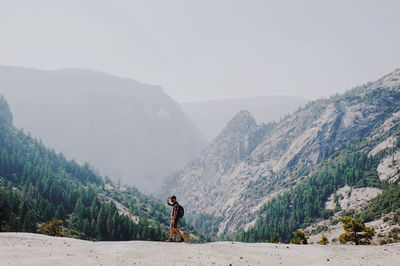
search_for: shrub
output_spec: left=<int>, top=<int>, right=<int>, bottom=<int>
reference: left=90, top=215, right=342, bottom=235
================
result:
left=38, top=219, right=64, bottom=237
left=319, top=235, right=329, bottom=245
left=183, top=231, right=191, bottom=242
left=290, top=230, right=308, bottom=244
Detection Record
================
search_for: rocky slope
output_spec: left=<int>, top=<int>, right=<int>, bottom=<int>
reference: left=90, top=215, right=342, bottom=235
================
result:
left=304, top=184, right=398, bottom=245
left=0, top=66, right=206, bottom=192
left=304, top=106, right=400, bottom=245
left=163, top=69, right=400, bottom=236
left=181, top=96, right=308, bottom=140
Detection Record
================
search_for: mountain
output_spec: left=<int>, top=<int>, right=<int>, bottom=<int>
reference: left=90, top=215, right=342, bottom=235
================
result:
left=180, top=96, right=308, bottom=140
left=163, top=69, right=400, bottom=243
left=0, top=95, right=197, bottom=240
left=0, top=66, right=206, bottom=192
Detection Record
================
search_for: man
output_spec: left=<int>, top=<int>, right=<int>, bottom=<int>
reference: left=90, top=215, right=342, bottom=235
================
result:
left=166, top=195, right=184, bottom=242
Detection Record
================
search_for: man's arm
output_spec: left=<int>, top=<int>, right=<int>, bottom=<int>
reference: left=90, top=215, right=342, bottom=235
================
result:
left=166, top=196, right=173, bottom=206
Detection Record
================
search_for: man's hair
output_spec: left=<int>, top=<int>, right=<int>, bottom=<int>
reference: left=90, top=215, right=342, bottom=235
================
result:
left=171, top=196, right=176, bottom=200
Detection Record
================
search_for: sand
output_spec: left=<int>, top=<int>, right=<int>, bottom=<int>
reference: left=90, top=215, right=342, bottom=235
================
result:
left=1, top=233, right=399, bottom=266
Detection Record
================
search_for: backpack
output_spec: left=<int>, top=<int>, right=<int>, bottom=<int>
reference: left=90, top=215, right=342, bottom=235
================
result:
left=176, top=204, right=184, bottom=219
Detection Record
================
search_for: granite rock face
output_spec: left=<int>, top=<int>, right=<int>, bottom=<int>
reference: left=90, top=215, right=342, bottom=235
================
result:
left=164, top=69, right=400, bottom=235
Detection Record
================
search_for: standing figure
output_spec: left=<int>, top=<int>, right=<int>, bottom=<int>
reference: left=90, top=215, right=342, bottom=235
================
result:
left=166, top=195, right=184, bottom=242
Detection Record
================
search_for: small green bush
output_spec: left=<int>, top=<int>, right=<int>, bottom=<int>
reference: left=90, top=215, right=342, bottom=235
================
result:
left=319, top=235, right=329, bottom=245
left=291, top=230, right=308, bottom=244
left=38, top=219, right=64, bottom=237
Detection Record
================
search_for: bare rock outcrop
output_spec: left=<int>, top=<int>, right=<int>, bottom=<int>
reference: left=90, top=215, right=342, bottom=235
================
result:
left=377, top=150, right=400, bottom=183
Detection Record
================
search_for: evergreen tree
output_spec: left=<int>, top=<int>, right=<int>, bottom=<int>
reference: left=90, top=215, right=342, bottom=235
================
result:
left=22, top=210, right=36, bottom=232
left=339, top=216, right=375, bottom=245
left=270, top=233, right=279, bottom=243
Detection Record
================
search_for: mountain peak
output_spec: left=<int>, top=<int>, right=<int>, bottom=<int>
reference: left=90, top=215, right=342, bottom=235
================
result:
left=231, top=109, right=254, bottom=121
left=222, top=110, right=257, bottom=135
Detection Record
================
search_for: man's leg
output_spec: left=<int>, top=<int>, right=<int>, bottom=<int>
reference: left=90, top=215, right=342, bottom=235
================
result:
left=174, top=228, right=183, bottom=239
left=166, top=220, right=175, bottom=241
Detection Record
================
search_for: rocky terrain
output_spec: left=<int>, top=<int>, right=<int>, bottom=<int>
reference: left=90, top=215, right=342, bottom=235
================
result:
left=0, top=66, right=206, bottom=192
left=304, top=104, right=400, bottom=244
left=305, top=188, right=399, bottom=246
left=163, top=69, right=400, bottom=237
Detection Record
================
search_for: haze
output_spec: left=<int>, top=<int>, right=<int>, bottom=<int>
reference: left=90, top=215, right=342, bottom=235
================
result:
left=1, top=0, right=399, bottom=102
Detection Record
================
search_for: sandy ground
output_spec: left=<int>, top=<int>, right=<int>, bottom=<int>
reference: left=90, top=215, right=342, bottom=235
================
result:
left=1, top=233, right=399, bottom=266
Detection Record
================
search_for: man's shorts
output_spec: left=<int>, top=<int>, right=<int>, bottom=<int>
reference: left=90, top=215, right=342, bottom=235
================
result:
left=171, top=218, right=179, bottom=228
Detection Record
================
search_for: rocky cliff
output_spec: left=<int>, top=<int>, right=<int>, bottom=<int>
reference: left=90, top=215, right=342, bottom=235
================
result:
left=164, top=69, right=400, bottom=235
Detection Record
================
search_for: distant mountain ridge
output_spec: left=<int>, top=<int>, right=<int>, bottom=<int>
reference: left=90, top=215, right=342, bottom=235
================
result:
left=163, top=69, right=400, bottom=243
left=181, top=95, right=308, bottom=140
left=0, top=65, right=206, bottom=192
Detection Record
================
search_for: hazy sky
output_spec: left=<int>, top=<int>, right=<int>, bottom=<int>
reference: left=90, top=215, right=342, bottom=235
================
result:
left=1, top=0, right=399, bottom=102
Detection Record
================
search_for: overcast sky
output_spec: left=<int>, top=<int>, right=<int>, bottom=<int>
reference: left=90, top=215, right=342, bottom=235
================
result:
left=1, top=0, right=399, bottom=102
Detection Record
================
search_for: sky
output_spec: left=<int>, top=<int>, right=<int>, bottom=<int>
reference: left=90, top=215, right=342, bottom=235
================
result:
left=1, top=0, right=399, bottom=102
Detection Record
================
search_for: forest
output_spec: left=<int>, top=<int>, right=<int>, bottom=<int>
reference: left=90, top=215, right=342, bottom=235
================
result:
left=0, top=96, right=179, bottom=241
left=235, top=125, right=400, bottom=243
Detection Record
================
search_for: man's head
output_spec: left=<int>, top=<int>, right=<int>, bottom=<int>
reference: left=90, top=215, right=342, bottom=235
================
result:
left=171, top=196, right=176, bottom=203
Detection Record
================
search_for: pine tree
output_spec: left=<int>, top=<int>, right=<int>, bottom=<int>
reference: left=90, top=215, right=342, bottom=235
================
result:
left=22, top=210, right=36, bottom=232
left=96, top=205, right=107, bottom=240
left=270, top=233, right=279, bottom=243
left=55, top=205, right=65, bottom=221
left=339, top=216, right=375, bottom=245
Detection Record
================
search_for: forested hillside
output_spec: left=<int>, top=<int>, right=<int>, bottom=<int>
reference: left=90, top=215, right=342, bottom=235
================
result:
left=0, top=66, right=206, bottom=192
left=237, top=135, right=400, bottom=243
left=0, top=95, right=193, bottom=241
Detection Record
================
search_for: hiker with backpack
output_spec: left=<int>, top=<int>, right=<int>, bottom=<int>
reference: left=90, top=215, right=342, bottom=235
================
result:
left=166, top=195, right=185, bottom=242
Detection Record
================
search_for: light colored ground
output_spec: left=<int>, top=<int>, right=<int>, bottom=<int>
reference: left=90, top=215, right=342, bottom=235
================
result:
left=1, top=233, right=399, bottom=266
left=324, top=185, right=381, bottom=212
